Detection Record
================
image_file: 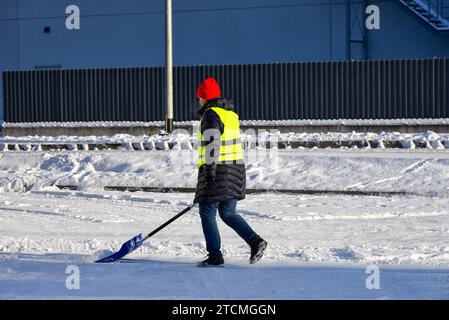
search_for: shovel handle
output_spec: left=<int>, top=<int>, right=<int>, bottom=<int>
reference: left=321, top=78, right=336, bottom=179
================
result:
left=142, top=204, right=195, bottom=242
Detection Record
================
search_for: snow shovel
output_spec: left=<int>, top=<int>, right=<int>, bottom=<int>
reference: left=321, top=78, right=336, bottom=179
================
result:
left=95, top=204, right=195, bottom=263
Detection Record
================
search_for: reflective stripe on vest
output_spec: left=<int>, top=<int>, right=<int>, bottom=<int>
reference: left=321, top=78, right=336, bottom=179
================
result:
left=197, top=107, right=243, bottom=168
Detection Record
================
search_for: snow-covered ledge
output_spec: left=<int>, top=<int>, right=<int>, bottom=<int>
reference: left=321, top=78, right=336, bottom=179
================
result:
left=1, top=121, right=197, bottom=137
left=2, top=118, right=449, bottom=136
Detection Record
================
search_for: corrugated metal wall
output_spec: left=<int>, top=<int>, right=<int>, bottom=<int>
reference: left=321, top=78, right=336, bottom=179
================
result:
left=3, top=58, right=449, bottom=122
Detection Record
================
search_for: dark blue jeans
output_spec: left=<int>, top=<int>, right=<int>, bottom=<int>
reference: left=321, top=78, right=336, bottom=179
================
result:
left=199, top=199, right=257, bottom=256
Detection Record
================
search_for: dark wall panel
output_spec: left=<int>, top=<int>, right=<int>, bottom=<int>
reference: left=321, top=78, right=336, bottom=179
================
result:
left=3, top=58, right=449, bottom=123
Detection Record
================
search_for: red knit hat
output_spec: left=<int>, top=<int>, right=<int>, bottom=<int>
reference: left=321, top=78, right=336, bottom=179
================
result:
left=196, top=77, right=221, bottom=100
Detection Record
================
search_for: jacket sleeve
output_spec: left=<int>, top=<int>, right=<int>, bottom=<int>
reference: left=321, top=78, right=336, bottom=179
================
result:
left=200, top=109, right=224, bottom=178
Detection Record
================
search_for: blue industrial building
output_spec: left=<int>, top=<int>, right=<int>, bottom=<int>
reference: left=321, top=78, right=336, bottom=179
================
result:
left=1, top=0, right=449, bottom=121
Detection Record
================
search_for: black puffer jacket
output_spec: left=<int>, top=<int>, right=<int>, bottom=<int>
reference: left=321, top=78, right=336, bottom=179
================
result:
left=194, top=98, right=246, bottom=203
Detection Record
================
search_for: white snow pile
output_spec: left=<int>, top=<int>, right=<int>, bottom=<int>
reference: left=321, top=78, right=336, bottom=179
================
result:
left=244, top=130, right=449, bottom=149
left=0, top=148, right=449, bottom=196
left=0, top=131, right=193, bottom=148
left=2, top=130, right=449, bottom=150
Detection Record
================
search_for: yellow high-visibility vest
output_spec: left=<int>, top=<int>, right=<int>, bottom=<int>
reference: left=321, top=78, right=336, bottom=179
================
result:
left=197, top=107, right=243, bottom=168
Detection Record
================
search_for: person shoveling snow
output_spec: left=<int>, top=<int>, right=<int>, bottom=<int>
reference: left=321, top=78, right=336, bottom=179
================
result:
left=96, top=78, right=267, bottom=266
left=194, top=77, right=267, bottom=267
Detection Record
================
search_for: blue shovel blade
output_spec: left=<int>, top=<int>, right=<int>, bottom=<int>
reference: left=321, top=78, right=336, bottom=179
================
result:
left=95, top=234, right=144, bottom=263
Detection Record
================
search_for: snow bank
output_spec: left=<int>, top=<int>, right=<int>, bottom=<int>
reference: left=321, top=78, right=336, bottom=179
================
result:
left=0, top=149, right=449, bottom=196
left=2, top=130, right=449, bottom=150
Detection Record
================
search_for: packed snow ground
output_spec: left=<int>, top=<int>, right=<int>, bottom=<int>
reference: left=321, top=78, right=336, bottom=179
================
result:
left=1, top=190, right=449, bottom=299
left=1, top=145, right=449, bottom=299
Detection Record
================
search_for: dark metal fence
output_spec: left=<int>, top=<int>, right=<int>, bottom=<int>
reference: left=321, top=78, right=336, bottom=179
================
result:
left=3, top=58, right=449, bottom=122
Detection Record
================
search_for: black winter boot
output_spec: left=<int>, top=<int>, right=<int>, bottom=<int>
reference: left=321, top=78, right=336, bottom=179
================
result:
left=248, top=235, right=267, bottom=264
left=197, top=254, right=224, bottom=267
